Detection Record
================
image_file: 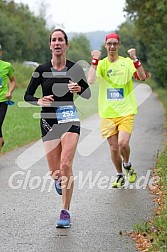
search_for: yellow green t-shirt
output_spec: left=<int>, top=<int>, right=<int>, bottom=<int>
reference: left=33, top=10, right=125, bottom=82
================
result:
left=0, top=60, right=14, bottom=102
left=96, top=56, right=137, bottom=118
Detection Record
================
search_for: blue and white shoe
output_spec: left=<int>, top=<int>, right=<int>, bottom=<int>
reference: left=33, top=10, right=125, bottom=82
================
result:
left=54, top=178, right=62, bottom=195
left=56, top=210, right=71, bottom=228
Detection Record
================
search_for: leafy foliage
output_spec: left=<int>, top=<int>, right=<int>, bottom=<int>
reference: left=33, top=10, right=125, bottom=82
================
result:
left=124, top=0, right=167, bottom=87
left=0, top=0, right=51, bottom=62
left=0, top=0, right=91, bottom=67
left=67, top=34, right=91, bottom=63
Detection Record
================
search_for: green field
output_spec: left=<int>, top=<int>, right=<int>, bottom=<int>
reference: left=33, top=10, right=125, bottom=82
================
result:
left=2, top=88, right=41, bottom=153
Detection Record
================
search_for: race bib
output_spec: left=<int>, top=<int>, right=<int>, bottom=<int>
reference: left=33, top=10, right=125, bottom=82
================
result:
left=56, top=105, right=79, bottom=124
left=107, top=88, right=124, bottom=100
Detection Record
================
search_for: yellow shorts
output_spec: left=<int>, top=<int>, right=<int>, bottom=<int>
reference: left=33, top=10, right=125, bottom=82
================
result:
left=100, top=114, right=134, bottom=138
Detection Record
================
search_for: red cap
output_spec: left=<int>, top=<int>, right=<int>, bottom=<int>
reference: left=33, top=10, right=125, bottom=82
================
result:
left=105, top=33, right=120, bottom=42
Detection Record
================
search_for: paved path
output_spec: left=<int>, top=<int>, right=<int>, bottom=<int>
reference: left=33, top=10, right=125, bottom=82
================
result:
left=0, top=84, right=165, bottom=252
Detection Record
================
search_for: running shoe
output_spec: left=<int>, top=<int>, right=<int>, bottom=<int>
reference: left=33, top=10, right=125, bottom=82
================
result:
left=123, top=163, right=137, bottom=183
left=56, top=210, right=71, bottom=228
left=54, top=178, right=62, bottom=195
left=112, top=175, right=125, bottom=188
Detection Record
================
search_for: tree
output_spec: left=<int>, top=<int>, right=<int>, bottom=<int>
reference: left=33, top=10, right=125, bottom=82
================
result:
left=67, top=34, right=91, bottom=64
left=124, top=0, right=167, bottom=87
left=0, top=0, right=50, bottom=62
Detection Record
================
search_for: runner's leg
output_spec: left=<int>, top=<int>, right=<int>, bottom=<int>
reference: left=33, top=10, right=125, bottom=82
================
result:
left=0, top=102, right=8, bottom=151
left=60, top=132, right=79, bottom=210
left=118, top=130, right=131, bottom=163
left=43, top=139, right=62, bottom=179
left=107, top=134, right=122, bottom=173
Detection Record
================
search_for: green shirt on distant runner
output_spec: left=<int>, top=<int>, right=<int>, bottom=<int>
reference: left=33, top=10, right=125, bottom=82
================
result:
left=0, top=60, right=14, bottom=102
left=96, top=56, right=137, bottom=118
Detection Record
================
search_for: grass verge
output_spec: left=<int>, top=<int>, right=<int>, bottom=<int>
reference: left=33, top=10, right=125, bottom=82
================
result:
left=128, top=86, right=167, bottom=252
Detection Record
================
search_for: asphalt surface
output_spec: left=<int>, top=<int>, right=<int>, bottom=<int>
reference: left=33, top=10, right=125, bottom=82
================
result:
left=0, top=84, right=165, bottom=252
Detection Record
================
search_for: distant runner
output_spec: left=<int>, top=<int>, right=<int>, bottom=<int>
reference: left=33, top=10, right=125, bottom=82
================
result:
left=0, top=44, right=16, bottom=153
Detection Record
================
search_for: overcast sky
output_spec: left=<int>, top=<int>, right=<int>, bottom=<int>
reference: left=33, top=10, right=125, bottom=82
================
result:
left=13, top=0, right=126, bottom=33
